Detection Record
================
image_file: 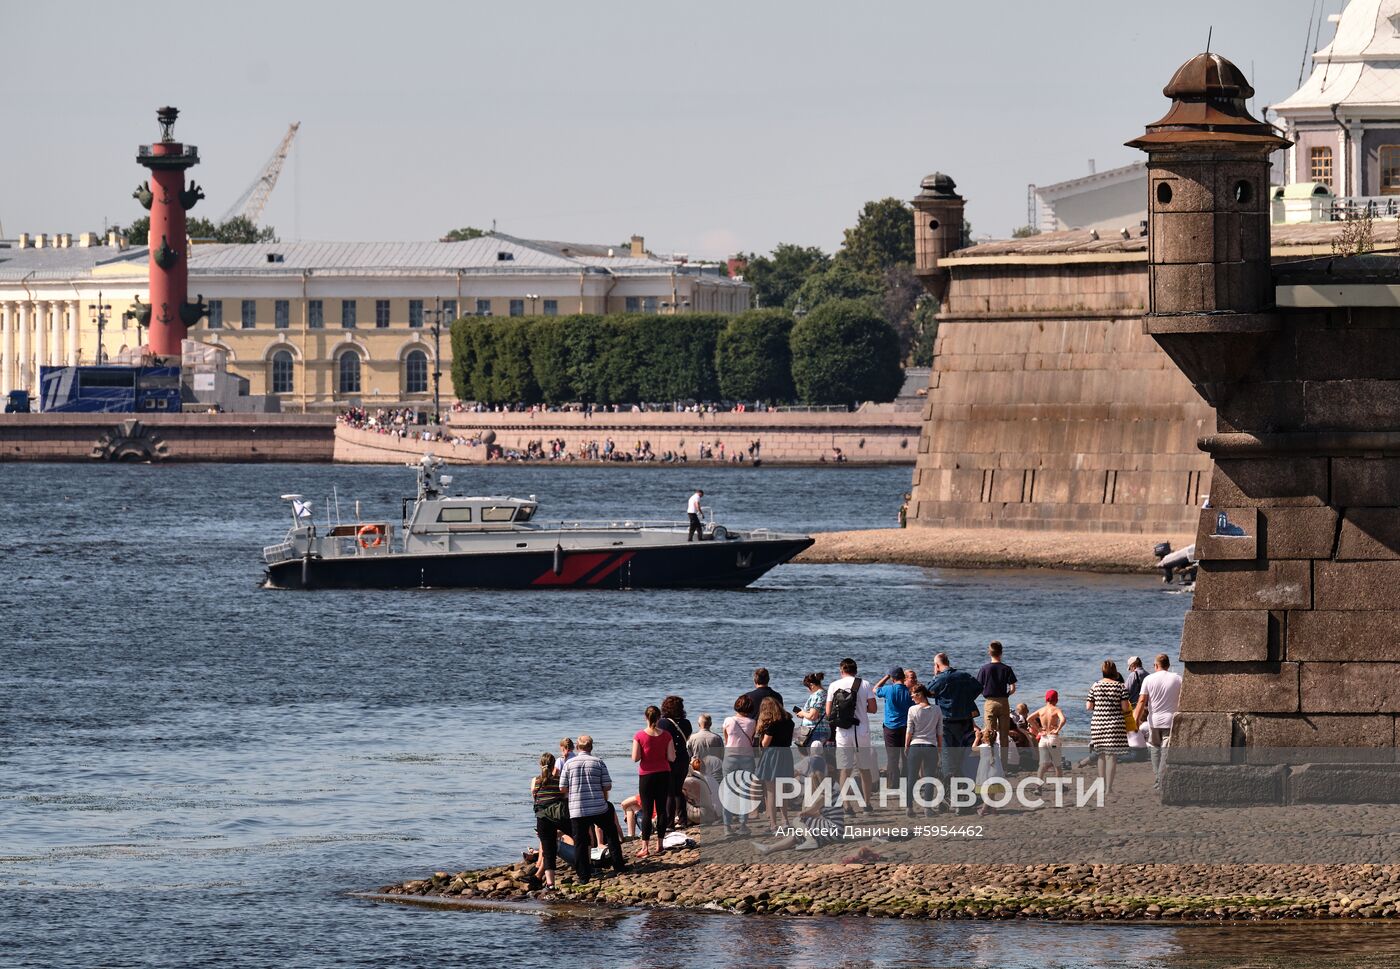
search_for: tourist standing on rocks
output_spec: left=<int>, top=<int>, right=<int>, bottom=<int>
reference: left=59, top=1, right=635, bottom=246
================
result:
left=687, top=713, right=723, bottom=762
left=686, top=489, right=704, bottom=541
left=826, top=657, right=878, bottom=813
left=794, top=672, right=832, bottom=751
left=874, top=667, right=913, bottom=789
left=631, top=706, right=676, bottom=858
left=558, top=734, right=626, bottom=884
left=976, top=641, right=1018, bottom=759
left=904, top=684, right=943, bottom=817
left=531, top=752, right=571, bottom=889
left=929, top=652, right=983, bottom=798
left=743, top=668, right=783, bottom=718
left=755, top=697, right=795, bottom=831
left=722, top=695, right=759, bottom=832
left=1086, top=661, right=1132, bottom=794
left=1135, top=653, right=1183, bottom=787
left=1032, top=690, right=1066, bottom=783
left=659, top=696, right=692, bottom=827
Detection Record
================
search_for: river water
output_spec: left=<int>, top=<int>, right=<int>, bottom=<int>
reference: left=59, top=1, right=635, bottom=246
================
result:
left=2, top=463, right=1395, bottom=968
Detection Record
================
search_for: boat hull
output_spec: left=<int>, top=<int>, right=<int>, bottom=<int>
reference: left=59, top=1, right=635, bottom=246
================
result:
left=263, top=537, right=815, bottom=591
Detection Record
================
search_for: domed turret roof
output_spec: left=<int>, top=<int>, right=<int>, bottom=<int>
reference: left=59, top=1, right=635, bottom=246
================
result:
left=1127, top=50, right=1289, bottom=150
left=916, top=172, right=961, bottom=201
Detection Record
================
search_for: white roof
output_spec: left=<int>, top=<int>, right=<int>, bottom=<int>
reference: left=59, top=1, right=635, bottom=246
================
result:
left=1276, top=0, right=1400, bottom=112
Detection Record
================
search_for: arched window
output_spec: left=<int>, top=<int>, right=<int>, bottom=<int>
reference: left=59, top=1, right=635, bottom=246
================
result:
left=271, top=349, right=294, bottom=394
left=338, top=351, right=362, bottom=395
left=405, top=349, right=429, bottom=395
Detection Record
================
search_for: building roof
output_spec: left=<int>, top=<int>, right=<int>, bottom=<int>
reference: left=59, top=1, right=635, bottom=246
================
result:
left=0, top=244, right=145, bottom=281
left=1035, top=161, right=1146, bottom=200
left=1275, top=0, right=1400, bottom=112
left=188, top=236, right=590, bottom=274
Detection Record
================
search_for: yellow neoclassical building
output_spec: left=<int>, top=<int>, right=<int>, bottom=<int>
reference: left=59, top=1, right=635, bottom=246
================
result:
left=0, top=232, right=749, bottom=409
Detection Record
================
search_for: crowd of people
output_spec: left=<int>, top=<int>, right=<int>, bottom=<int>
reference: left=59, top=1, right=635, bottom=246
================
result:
left=458, top=401, right=783, bottom=416
left=481, top=436, right=763, bottom=464
left=525, top=648, right=1184, bottom=878
left=338, top=407, right=478, bottom=448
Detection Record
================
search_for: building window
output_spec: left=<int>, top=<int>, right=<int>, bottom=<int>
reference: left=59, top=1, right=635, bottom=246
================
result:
left=241, top=299, right=257, bottom=329
left=207, top=299, right=223, bottom=328
left=271, top=349, right=294, bottom=394
left=275, top=299, right=290, bottom=329
left=643, top=296, right=658, bottom=314
left=308, top=299, right=324, bottom=328
left=476, top=298, right=492, bottom=316
left=405, top=349, right=429, bottom=395
left=338, top=351, right=361, bottom=395
left=375, top=299, right=390, bottom=328
left=340, top=299, right=357, bottom=328
left=442, top=299, right=457, bottom=321
left=543, top=299, right=558, bottom=316
left=625, top=296, right=640, bottom=313
left=509, top=299, right=524, bottom=317
left=1309, top=146, right=1333, bottom=187
left=1382, top=146, right=1400, bottom=195
left=409, top=299, right=424, bottom=328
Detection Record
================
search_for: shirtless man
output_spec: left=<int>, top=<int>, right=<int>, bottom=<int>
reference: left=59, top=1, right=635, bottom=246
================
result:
left=1032, top=690, right=1067, bottom=782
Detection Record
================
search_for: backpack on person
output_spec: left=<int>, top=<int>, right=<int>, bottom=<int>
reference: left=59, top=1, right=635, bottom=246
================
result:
left=830, top=677, right=863, bottom=730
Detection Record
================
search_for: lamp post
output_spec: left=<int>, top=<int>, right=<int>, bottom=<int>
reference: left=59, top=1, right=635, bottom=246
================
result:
left=427, top=298, right=444, bottom=425
left=88, top=292, right=112, bottom=364
left=525, top=293, right=539, bottom=315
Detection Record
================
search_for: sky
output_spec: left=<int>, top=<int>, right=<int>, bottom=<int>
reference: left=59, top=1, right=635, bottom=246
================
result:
left=3, top=0, right=1328, bottom=260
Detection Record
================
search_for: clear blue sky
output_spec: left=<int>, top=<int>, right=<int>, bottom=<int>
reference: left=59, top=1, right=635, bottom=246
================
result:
left=3, top=0, right=1322, bottom=258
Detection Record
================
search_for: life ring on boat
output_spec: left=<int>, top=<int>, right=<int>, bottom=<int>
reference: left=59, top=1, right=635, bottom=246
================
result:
left=357, top=524, right=385, bottom=548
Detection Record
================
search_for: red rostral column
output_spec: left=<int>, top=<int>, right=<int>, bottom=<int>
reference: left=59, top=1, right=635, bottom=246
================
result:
left=133, top=106, right=206, bottom=358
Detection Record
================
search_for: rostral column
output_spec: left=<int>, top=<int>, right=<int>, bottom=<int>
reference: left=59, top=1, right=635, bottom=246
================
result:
left=133, top=106, right=207, bottom=357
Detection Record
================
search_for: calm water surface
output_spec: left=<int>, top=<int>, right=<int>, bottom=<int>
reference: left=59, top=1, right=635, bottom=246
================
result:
left=2, top=463, right=1393, bottom=968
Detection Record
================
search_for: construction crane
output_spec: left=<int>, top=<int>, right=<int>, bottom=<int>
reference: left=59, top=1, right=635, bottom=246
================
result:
left=220, top=122, right=300, bottom=224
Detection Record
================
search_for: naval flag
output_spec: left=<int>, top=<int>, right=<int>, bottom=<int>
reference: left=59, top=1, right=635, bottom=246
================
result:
left=292, top=499, right=313, bottom=520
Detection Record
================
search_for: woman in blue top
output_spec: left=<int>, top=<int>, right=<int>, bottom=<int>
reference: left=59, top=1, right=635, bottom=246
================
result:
left=795, top=672, right=832, bottom=750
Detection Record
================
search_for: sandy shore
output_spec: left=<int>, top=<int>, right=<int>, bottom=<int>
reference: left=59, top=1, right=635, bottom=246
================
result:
left=795, top=527, right=1193, bottom=575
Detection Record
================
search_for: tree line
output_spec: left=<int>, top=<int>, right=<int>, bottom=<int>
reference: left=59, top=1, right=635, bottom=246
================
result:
left=450, top=301, right=903, bottom=406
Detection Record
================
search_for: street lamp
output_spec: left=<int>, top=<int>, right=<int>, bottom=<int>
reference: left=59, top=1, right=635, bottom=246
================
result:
left=88, top=292, right=112, bottom=364
left=525, top=293, right=539, bottom=315
left=426, top=298, right=445, bottom=425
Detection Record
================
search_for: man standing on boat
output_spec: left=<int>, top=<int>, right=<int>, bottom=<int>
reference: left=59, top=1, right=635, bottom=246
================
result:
left=687, top=489, right=705, bottom=541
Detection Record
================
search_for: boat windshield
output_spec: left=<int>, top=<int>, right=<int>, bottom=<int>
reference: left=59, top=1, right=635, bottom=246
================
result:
left=515, top=506, right=535, bottom=522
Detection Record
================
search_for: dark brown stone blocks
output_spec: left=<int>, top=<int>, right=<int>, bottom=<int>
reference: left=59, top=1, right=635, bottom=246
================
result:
left=1304, top=380, right=1400, bottom=431
left=1260, top=507, right=1338, bottom=559
left=1288, top=611, right=1400, bottom=661
left=1209, top=457, right=1328, bottom=507
left=1195, top=507, right=1257, bottom=560
left=1180, top=609, right=1269, bottom=662
left=1300, top=662, right=1400, bottom=714
left=1314, top=561, right=1400, bottom=610
left=1179, top=662, right=1299, bottom=713
left=1242, top=713, right=1396, bottom=747
left=1332, top=457, right=1400, bottom=507
left=1194, top=560, right=1311, bottom=611
left=1338, top=509, right=1400, bottom=560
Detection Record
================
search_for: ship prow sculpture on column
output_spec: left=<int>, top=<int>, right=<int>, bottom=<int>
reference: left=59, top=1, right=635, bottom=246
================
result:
left=1131, top=51, right=1400, bottom=803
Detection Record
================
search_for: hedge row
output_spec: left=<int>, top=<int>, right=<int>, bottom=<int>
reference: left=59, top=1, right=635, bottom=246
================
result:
left=449, top=301, right=901, bottom=406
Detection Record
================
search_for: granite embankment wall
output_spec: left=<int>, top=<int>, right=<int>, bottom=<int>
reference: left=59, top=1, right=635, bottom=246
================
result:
left=437, top=409, right=923, bottom=465
left=334, top=425, right=486, bottom=464
left=911, top=258, right=1215, bottom=534
left=0, top=413, right=336, bottom=461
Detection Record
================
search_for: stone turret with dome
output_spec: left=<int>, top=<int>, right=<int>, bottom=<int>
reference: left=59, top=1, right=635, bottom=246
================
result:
left=1274, top=0, right=1400, bottom=198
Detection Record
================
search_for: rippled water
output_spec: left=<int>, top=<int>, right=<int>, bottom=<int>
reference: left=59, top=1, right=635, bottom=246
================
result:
left=3, top=463, right=1394, bottom=968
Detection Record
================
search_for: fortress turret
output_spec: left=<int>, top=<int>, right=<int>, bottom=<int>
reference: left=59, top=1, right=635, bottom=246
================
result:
left=911, top=172, right=964, bottom=303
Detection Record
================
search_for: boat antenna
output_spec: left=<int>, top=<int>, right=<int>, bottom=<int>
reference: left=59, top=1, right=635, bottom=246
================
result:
left=333, top=485, right=342, bottom=527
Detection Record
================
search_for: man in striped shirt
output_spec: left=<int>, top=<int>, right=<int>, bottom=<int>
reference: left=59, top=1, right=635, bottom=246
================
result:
left=558, top=734, right=626, bottom=883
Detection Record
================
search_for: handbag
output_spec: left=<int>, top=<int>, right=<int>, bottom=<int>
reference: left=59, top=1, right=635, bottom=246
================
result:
left=1124, top=707, right=1138, bottom=733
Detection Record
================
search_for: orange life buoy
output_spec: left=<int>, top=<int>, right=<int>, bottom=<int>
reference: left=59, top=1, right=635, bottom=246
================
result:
left=357, top=524, right=385, bottom=548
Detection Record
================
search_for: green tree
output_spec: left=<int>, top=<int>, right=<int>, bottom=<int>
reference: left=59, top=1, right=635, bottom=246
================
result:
left=909, top=298, right=939, bottom=367
left=740, top=243, right=829, bottom=309
left=528, top=317, right=576, bottom=404
left=187, top=216, right=277, bottom=243
left=835, top=197, right=914, bottom=274
left=716, top=308, right=795, bottom=402
left=1011, top=225, right=1041, bottom=239
left=790, top=298, right=903, bottom=405
left=123, top=216, right=150, bottom=246
left=441, top=226, right=487, bottom=241
left=631, top=313, right=725, bottom=402
left=788, top=260, right=884, bottom=317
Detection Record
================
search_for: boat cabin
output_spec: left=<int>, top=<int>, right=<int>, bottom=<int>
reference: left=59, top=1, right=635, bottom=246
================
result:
left=407, top=495, right=540, bottom=534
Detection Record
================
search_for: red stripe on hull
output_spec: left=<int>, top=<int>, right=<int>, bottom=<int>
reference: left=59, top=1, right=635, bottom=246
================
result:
left=531, top=552, right=611, bottom=586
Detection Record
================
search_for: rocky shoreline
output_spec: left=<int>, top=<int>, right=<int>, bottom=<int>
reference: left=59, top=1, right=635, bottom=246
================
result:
left=374, top=852, right=1400, bottom=921
left=796, top=527, right=1192, bottom=575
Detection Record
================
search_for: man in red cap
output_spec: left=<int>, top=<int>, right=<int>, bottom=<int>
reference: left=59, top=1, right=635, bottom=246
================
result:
left=1031, top=690, right=1066, bottom=783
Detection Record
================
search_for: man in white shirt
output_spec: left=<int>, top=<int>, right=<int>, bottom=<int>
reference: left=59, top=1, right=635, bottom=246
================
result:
left=1134, top=653, right=1183, bottom=787
left=686, top=489, right=704, bottom=542
left=825, top=657, right=878, bottom=812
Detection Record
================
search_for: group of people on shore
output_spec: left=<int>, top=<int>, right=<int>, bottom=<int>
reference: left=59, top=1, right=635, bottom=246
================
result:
left=526, top=648, right=1184, bottom=874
